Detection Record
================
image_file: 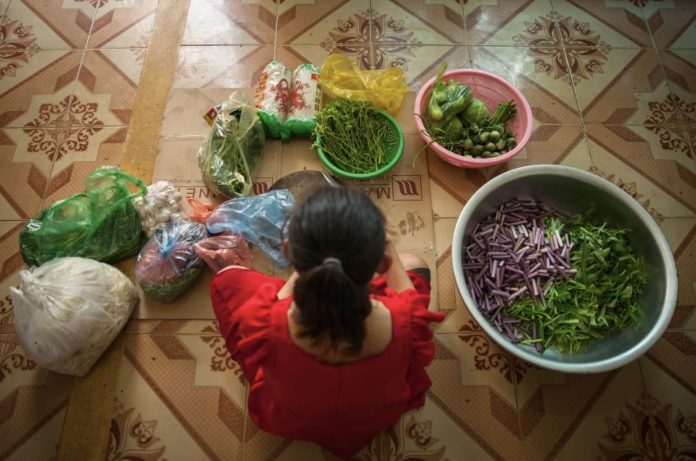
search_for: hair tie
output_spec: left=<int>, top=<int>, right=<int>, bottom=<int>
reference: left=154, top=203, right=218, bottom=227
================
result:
left=323, top=257, right=342, bottom=267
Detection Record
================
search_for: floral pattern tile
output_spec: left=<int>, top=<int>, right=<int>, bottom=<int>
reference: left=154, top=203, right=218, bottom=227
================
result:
left=0, top=340, right=73, bottom=461
left=643, top=0, right=696, bottom=49
left=464, top=0, right=556, bottom=46
left=0, top=50, right=82, bottom=128
left=87, top=0, right=158, bottom=48
left=0, top=222, right=22, bottom=337
left=575, top=48, right=669, bottom=125
left=469, top=46, right=581, bottom=124
left=551, top=0, right=653, bottom=48
left=182, top=0, right=276, bottom=45
left=370, top=0, right=466, bottom=45
left=174, top=45, right=274, bottom=89
left=519, top=363, right=651, bottom=460
left=639, top=354, right=696, bottom=459
left=4, top=0, right=94, bottom=49
left=275, top=0, right=369, bottom=45
left=660, top=48, right=696, bottom=111
left=111, top=329, right=247, bottom=460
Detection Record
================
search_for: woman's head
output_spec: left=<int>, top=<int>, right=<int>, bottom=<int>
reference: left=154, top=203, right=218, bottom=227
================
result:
left=286, top=186, right=386, bottom=354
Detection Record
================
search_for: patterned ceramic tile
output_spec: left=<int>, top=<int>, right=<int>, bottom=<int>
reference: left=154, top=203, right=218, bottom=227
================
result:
left=0, top=0, right=8, bottom=20
left=0, top=340, right=73, bottom=461
left=0, top=50, right=81, bottom=128
left=551, top=0, right=653, bottom=48
left=427, top=333, right=522, bottom=460
left=110, top=330, right=247, bottom=460
left=585, top=125, right=696, bottom=218
left=123, top=319, right=223, bottom=335
left=4, top=0, right=94, bottom=49
left=182, top=0, right=276, bottom=45
left=667, top=217, right=696, bottom=328
left=375, top=44, right=470, bottom=91
left=464, top=0, right=555, bottom=46
left=469, top=46, right=581, bottom=124
left=243, top=396, right=498, bottom=460
left=0, top=222, right=22, bottom=338
left=174, top=45, right=277, bottom=89
left=660, top=49, right=696, bottom=113
left=639, top=354, right=696, bottom=459
left=87, top=0, right=158, bottom=48
left=0, top=129, right=50, bottom=220
left=643, top=0, right=696, bottom=49
left=519, top=363, right=652, bottom=460
left=72, top=50, right=143, bottom=126
left=370, top=0, right=466, bottom=45
left=41, top=125, right=128, bottom=208
left=275, top=0, right=369, bottom=46
left=574, top=47, right=669, bottom=125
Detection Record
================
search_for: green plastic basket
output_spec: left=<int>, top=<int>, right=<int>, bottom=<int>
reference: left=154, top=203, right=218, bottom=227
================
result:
left=315, top=110, right=405, bottom=180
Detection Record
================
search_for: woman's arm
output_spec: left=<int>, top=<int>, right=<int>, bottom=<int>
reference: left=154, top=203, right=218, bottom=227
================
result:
left=381, top=241, right=415, bottom=292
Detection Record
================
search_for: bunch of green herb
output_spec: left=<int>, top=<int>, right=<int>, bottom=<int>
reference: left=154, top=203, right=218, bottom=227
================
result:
left=313, top=99, right=392, bottom=174
left=508, top=217, right=647, bottom=353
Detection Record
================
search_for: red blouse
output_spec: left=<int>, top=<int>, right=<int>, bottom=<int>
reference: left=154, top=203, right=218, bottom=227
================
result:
left=210, top=268, right=445, bottom=458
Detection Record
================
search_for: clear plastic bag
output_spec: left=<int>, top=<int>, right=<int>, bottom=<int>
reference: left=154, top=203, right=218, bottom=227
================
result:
left=198, top=92, right=265, bottom=198
left=10, top=257, right=138, bottom=377
left=319, top=53, right=408, bottom=114
left=19, top=166, right=146, bottom=267
left=135, top=221, right=208, bottom=303
left=206, top=189, right=294, bottom=268
left=194, top=231, right=253, bottom=272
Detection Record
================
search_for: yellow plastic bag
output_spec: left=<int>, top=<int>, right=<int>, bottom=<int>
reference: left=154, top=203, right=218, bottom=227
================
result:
left=319, top=54, right=408, bottom=114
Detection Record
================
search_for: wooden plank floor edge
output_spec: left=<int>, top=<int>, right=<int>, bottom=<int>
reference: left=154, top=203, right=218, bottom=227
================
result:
left=56, top=1, right=191, bottom=459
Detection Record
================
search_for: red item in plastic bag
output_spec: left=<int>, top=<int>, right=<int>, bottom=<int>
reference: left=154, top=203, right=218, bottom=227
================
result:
left=188, top=198, right=219, bottom=223
left=194, top=231, right=253, bottom=272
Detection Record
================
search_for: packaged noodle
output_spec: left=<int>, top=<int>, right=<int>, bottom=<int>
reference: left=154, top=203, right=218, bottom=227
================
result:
left=255, top=60, right=292, bottom=139
left=283, top=63, right=321, bottom=140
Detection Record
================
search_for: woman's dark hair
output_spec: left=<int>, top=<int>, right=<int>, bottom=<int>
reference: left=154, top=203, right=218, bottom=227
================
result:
left=287, top=186, right=386, bottom=354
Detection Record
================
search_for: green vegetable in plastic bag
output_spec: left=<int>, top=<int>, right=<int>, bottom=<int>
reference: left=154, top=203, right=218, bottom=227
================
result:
left=19, top=166, right=146, bottom=267
left=136, top=221, right=207, bottom=303
left=199, top=92, right=265, bottom=198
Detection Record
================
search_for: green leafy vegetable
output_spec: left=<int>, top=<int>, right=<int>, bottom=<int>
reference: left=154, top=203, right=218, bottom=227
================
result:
left=313, top=99, right=392, bottom=174
left=508, top=217, right=647, bottom=353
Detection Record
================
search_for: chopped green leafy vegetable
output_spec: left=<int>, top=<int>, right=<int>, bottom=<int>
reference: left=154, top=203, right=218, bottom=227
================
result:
left=508, top=217, right=647, bottom=353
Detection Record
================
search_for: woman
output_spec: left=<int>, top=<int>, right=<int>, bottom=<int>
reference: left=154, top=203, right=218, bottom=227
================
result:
left=210, top=186, right=444, bottom=458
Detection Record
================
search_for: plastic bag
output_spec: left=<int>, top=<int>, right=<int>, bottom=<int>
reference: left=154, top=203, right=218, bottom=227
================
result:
left=20, top=166, right=146, bottom=267
left=319, top=53, right=408, bottom=114
left=206, top=189, right=294, bottom=268
left=198, top=92, right=265, bottom=198
left=133, top=181, right=186, bottom=237
left=136, top=221, right=208, bottom=303
left=283, top=63, right=321, bottom=140
left=194, top=231, right=253, bottom=272
left=10, top=257, right=137, bottom=376
left=255, top=60, right=292, bottom=139
left=188, top=198, right=219, bottom=223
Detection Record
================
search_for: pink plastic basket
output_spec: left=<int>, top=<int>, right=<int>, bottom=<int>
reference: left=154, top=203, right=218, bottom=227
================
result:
left=414, top=69, right=533, bottom=168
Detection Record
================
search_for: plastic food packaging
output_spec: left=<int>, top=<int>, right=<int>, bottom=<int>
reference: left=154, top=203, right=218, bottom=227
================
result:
left=133, top=181, right=186, bottom=238
left=194, top=231, right=253, bottom=272
left=198, top=91, right=265, bottom=198
left=20, top=166, right=146, bottom=267
left=206, top=189, right=294, bottom=268
left=135, top=221, right=208, bottom=303
left=10, top=257, right=138, bottom=377
left=319, top=53, right=408, bottom=114
left=188, top=198, right=219, bottom=224
left=283, top=63, right=321, bottom=140
left=255, top=60, right=292, bottom=139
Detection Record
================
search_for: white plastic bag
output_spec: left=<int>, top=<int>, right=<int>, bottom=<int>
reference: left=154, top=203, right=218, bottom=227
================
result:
left=10, top=257, right=138, bottom=377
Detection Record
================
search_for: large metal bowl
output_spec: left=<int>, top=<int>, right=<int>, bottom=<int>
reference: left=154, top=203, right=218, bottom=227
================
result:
left=452, top=165, right=678, bottom=373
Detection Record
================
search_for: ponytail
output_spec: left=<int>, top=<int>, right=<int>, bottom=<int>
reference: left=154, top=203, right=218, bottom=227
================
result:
left=286, top=186, right=386, bottom=355
left=293, top=259, right=371, bottom=354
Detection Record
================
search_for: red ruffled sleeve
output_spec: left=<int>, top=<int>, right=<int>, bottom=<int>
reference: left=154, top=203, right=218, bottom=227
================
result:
left=210, top=269, right=285, bottom=382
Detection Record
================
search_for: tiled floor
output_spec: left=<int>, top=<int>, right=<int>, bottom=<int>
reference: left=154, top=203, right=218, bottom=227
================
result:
left=1, top=1, right=695, bottom=460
